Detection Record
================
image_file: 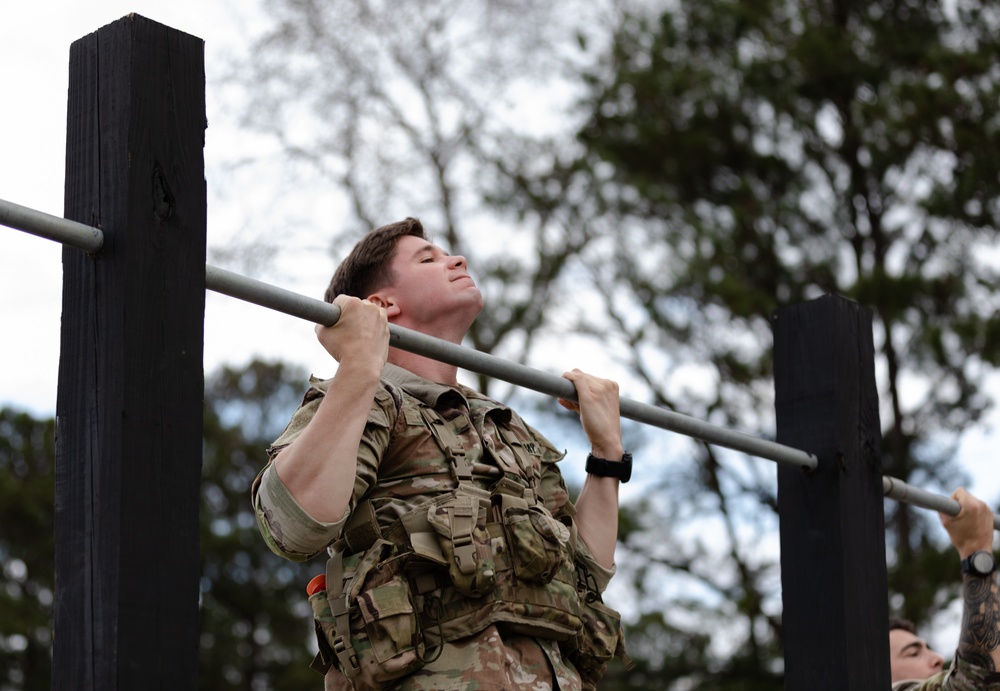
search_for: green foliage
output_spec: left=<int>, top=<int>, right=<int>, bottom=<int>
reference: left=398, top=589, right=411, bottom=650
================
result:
left=0, top=359, right=323, bottom=690
left=585, top=0, right=998, bottom=495
left=555, top=0, right=1000, bottom=682
left=197, top=359, right=318, bottom=689
left=0, top=409, right=55, bottom=691
left=190, top=0, right=1000, bottom=686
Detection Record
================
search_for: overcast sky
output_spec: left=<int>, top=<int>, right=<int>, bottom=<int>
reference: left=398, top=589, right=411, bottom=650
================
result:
left=0, top=0, right=346, bottom=418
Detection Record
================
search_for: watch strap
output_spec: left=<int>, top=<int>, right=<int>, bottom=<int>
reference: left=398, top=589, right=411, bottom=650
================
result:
left=961, top=550, right=996, bottom=576
left=585, top=452, right=633, bottom=483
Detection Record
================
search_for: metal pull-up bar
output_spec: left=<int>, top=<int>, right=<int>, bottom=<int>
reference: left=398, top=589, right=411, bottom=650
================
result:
left=204, top=264, right=818, bottom=471
left=0, top=195, right=102, bottom=252
left=2, top=195, right=998, bottom=530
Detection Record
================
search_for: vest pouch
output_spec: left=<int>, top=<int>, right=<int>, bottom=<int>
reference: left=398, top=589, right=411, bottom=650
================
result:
left=502, top=504, right=570, bottom=584
left=326, top=540, right=426, bottom=690
left=426, top=493, right=498, bottom=598
left=563, top=595, right=631, bottom=691
left=358, top=577, right=421, bottom=669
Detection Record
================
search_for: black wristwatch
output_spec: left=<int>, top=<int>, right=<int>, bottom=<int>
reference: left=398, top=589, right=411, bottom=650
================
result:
left=960, top=550, right=996, bottom=577
left=585, top=452, right=633, bottom=483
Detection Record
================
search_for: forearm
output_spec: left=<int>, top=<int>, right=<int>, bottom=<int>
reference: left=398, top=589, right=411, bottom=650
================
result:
left=957, top=570, right=1000, bottom=672
left=939, top=488, right=1000, bottom=673
left=557, top=368, right=624, bottom=570
left=273, top=361, right=383, bottom=523
left=574, top=474, right=620, bottom=569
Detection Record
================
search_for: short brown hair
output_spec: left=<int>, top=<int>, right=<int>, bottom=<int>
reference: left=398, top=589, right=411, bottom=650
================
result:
left=889, top=617, right=916, bottom=633
left=324, top=218, right=426, bottom=302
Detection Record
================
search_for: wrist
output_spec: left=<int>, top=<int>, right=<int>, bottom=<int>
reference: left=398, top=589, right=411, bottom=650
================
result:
left=960, top=550, right=996, bottom=577
left=333, top=357, right=385, bottom=382
left=585, top=452, right=632, bottom=483
left=589, top=443, right=624, bottom=460
left=955, top=539, right=994, bottom=560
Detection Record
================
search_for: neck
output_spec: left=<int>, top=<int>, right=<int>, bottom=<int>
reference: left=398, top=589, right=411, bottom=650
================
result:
left=386, top=314, right=473, bottom=387
left=388, top=347, right=460, bottom=386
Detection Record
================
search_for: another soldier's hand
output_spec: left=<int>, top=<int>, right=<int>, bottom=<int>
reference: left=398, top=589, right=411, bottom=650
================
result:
left=559, top=369, right=623, bottom=459
left=939, top=487, right=995, bottom=559
left=315, top=296, right=390, bottom=369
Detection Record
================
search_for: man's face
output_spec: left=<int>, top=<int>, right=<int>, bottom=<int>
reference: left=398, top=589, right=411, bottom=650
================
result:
left=377, top=234, right=483, bottom=330
left=889, top=628, right=944, bottom=682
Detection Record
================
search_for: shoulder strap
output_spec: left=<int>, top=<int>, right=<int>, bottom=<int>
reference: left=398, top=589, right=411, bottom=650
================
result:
left=418, top=405, right=475, bottom=484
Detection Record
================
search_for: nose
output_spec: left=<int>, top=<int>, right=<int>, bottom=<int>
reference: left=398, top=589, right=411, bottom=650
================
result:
left=930, top=651, right=944, bottom=671
left=448, top=254, right=466, bottom=269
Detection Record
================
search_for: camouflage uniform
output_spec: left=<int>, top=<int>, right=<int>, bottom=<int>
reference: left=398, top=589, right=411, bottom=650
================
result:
left=253, top=363, right=618, bottom=690
left=892, top=655, right=1000, bottom=690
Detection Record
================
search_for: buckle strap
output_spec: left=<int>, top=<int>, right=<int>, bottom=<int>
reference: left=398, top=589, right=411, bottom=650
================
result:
left=491, top=473, right=534, bottom=512
left=324, top=553, right=360, bottom=676
left=419, top=407, right=474, bottom=483
left=446, top=494, right=478, bottom=575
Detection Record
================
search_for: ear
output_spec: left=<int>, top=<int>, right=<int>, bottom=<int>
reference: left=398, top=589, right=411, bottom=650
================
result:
left=367, top=292, right=401, bottom=318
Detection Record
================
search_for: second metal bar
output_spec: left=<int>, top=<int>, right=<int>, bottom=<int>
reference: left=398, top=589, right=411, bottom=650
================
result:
left=883, top=476, right=1000, bottom=531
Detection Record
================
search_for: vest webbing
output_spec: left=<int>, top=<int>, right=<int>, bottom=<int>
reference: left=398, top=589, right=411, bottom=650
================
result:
left=338, top=398, right=562, bottom=556
left=324, top=394, right=589, bottom=668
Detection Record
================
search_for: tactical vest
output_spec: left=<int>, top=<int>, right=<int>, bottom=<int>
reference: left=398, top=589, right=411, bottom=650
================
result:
left=306, top=387, right=629, bottom=690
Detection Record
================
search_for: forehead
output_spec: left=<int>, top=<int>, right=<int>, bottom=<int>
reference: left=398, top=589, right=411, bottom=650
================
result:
left=889, top=629, right=922, bottom=655
left=393, top=234, right=441, bottom=260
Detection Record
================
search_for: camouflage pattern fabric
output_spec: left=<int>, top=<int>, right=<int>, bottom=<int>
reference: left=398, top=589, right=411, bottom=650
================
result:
left=323, top=627, right=576, bottom=690
left=253, top=363, right=616, bottom=690
left=892, top=654, right=1000, bottom=690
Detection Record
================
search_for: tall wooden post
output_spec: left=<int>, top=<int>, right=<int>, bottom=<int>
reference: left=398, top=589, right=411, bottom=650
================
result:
left=56, top=16, right=206, bottom=689
left=772, top=295, right=890, bottom=689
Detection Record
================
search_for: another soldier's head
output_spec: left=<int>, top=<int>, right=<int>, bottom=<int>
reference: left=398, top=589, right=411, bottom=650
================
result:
left=888, top=617, right=944, bottom=682
left=325, top=217, right=426, bottom=303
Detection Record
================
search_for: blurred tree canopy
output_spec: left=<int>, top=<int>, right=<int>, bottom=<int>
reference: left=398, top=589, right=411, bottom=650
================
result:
left=0, top=360, right=324, bottom=690
left=570, top=0, right=1000, bottom=645
left=0, top=409, right=54, bottom=691
left=226, top=0, right=1000, bottom=686
left=217, top=0, right=1000, bottom=686
left=198, top=359, right=318, bottom=689
left=222, top=0, right=627, bottom=397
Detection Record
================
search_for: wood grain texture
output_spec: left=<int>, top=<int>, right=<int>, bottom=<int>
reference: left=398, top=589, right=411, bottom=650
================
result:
left=773, top=295, right=890, bottom=690
left=56, top=15, right=206, bottom=690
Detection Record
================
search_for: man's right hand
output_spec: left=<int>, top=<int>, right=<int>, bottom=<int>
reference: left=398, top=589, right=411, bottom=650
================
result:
left=316, top=295, right=390, bottom=371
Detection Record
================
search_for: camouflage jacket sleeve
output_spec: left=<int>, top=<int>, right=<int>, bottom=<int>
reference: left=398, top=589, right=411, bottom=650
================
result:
left=251, top=377, right=397, bottom=561
left=251, top=465, right=347, bottom=562
left=892, top=654, right=1000, bottom=690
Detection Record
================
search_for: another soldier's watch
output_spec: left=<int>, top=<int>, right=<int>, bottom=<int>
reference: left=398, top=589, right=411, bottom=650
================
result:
left=960, top=550, right=996, bottom=576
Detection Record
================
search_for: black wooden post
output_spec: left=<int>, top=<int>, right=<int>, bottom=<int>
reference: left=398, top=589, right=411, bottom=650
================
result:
left=55, top=15, right=206, bottom=690
left=773, top=295, right=890, bottom=689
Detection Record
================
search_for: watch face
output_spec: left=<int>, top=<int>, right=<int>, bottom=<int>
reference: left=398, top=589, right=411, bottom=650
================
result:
left=972, top=551, right=995, bottom=574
